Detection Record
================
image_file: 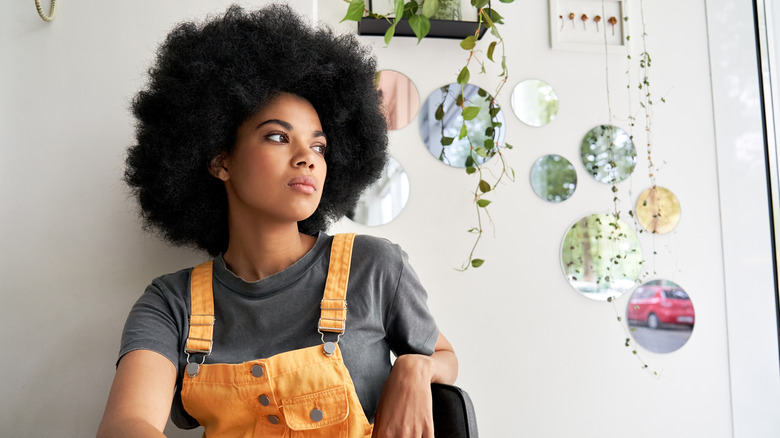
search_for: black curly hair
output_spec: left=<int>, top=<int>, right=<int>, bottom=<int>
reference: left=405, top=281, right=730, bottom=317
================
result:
left=125, top=4, right=388, bottom=256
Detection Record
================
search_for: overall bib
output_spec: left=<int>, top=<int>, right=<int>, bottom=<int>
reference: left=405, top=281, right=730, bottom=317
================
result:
left=181, top=233, right=374, bottom=437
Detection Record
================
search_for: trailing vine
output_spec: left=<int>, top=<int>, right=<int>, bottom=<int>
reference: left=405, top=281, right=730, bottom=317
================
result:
left=342, top=0, right=515, bottom=270
left=597, top=0, right=663, bottom=375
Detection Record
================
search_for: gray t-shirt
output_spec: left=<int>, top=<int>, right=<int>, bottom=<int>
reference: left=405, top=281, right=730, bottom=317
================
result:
left=119, top=233, right=439, bottom=429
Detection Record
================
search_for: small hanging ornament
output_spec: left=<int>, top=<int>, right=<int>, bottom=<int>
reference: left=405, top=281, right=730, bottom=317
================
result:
left=569, top=12, right=576, bottom=29
left=608, top=16, right=618, bottom=36
left=581, top=14, right=589, bottom=30
left=594, top=15, right=602, bottom=32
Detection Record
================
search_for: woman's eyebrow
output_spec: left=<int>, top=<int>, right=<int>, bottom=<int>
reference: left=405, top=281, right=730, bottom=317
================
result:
left=256, top=119, right=292, bottom=130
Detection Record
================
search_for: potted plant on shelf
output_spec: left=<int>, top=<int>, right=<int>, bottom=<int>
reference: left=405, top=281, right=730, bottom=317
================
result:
left=342, top=0, right=516, bottom=270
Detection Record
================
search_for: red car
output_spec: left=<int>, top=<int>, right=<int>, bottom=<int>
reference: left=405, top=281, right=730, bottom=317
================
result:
left=627, top=284, right=695, bottom=329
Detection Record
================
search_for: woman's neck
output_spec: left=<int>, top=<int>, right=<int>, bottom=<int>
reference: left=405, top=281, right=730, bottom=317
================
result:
left=222, top=220, right=317, bottom=282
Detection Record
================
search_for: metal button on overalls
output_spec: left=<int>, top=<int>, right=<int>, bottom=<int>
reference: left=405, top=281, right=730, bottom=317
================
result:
left=180, top=234, right=374, bottom=437
left=251, top=364, right=264, bottom=378
left=258, top=395, right=271, bottom=406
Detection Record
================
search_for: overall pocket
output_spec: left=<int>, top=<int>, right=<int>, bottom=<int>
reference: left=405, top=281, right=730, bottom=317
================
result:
left=281, top=385, right=349, bottom=438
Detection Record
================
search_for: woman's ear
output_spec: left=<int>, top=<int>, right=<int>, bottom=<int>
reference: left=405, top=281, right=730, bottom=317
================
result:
left=209, top=154, right=230, bottom=181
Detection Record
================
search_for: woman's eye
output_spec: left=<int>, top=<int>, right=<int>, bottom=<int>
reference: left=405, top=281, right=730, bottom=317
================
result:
left=266, top=133, right=287, bottom=143
left=312, top=144, right=326, bottom=154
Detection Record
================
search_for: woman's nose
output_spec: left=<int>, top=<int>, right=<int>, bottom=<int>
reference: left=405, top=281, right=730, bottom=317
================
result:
left=292, top=142, right=316, bottom=169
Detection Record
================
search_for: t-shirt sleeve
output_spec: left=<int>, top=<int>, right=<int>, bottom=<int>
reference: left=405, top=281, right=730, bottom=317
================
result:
left=383, top=245, right=439, bottom=357
left=118, top=276, right=187, bottom=368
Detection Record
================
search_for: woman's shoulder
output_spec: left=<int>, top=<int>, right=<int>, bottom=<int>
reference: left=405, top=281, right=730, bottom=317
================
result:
left=346, top=234, right=410, bottom=277
left=142, top=265, right=195, bottom=299
left=351, top=234, right=403, bottom=259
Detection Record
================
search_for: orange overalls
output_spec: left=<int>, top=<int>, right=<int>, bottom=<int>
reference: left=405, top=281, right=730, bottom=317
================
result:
left=180, top=233, right=374, bottom=437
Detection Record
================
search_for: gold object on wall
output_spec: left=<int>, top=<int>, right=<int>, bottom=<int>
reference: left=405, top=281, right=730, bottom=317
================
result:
left=635, top=186, right=681, bottom=234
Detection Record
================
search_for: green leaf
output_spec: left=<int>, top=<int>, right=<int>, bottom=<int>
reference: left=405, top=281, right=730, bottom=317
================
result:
left=479, top=179, right=491, bottom=193
left=476, top=199, right=491, bottom=208
left=475, top=147, right=488, bottom=157
left=394, top=0, right=404, bottom=17
left=480, top=8, right=494, bottom=28
left=477, top=88, right=487, bottom=97
left=489, top=107, right=500, bottom=117
left=422, top=0, right=439, bottom=18
left=505, top=142, right=513, bottom=149
left=465, top=166, right=477, bottom=175
left=458, top=123, right=468, bottom=139
left=471, top=258, right=485, bottom=268
left=456, top=93, right=464, bottom=106
left=483, top=138, right=494, bottom=150
left=484, top=126, right=494, bottom=136
left=464, top=154, right=474, bottom=167
left=472, top=0, right=489, bottom=9
left=460, top=35, right=477, bottom=50
left=440, top=136, right=454, bottom=146
left=341, top=0, right=365, bottom=22
left=457, top=67, right=470, bottom=85
left=487, top=41, right=497, bottom=61
left=461, top=106, right=480, bottom=120
left=408, top=15, right=430, bottom=43
left=499, top=0, right=514, bottom=2
left=489, top=9, right=504, bottom=24
left=384, top=24, right=397, bottom=45
left=402, top=0, right=419, bottom=18
left=434, top=104, right=444, bottom=120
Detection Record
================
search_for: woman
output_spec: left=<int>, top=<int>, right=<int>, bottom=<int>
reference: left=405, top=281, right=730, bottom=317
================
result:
left=97, top=4, right=457, bottom=437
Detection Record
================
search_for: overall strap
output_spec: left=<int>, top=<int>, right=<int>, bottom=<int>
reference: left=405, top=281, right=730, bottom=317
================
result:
left=186, top=261, right=216, bottom=355
left=318, top=233, right=356, bottom=335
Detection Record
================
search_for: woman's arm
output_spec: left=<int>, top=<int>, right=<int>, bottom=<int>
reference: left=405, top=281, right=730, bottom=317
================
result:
left=372, top=332, right=458, bottom=438
left=97, top=350, right=177, bottom=438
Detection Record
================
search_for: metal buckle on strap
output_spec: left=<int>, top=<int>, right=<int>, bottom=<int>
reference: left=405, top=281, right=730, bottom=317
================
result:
left=317, top=317, right=346, bottom=334
left=319, top=299, right=346, bottom=334
left=186, top=313, right=215, bottom=355
left=185, top=337, right=214, bottom=355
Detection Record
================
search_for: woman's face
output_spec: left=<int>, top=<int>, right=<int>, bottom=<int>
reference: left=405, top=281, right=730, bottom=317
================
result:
left=216, top=92, right=327, bottom=226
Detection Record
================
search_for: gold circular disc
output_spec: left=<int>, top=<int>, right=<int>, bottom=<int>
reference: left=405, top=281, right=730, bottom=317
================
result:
left=635, top=186, right=681, bottom=234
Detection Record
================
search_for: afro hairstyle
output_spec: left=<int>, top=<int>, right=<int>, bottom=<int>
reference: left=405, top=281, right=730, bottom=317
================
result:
left=125, top=4, right=388, bottom=256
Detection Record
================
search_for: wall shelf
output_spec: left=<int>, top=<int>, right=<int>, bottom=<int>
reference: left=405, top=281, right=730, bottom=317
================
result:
left=357, top=16, right=488, bottom=40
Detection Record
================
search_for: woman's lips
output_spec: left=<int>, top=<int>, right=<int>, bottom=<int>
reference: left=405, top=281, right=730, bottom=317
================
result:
left=287, top=176, right=317, bottom=194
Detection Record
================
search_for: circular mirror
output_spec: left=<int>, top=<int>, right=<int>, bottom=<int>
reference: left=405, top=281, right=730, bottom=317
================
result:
left=376, top=70, right=420, bottom=131
left=347, top=156, right=410, bottom=226
left=419, top=83, right=506, bottom=168
left=561, top=213, right=643, bottom=300
left=627, top=279, right=695, bottom=353
left=635, top=186, right=681, bottom=234
left=511, top=79, right=559, bottom=127
left=530, top=154, right=577, bottom=202
left=580, top=125, right=637, bottom=184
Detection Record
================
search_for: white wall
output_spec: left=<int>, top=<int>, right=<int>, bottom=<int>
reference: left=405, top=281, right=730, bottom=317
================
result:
left=1, top=0, right=777, bottom=437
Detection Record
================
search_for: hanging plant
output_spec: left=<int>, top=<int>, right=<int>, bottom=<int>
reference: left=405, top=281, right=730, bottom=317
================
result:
left=342, top=0, right=516, bottom=270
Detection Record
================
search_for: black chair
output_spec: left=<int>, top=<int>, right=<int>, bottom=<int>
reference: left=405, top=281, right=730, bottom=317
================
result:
left=431, top=384, right=479, bottom=437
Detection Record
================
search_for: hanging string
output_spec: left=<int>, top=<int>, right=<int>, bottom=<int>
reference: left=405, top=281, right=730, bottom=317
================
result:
left=35, top=0, right=56, bottom=22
